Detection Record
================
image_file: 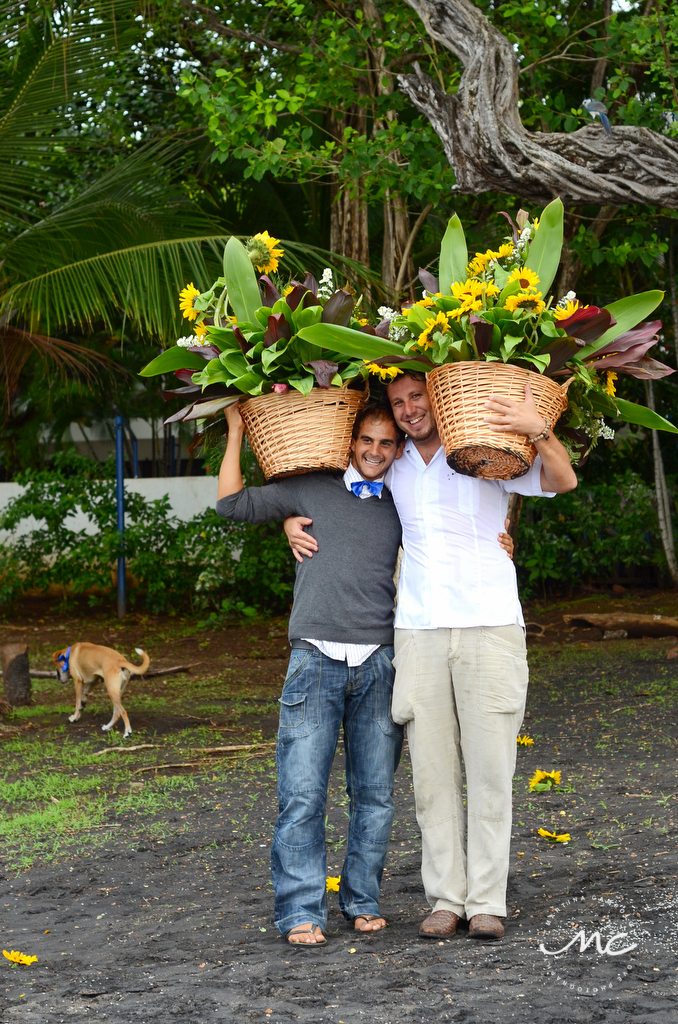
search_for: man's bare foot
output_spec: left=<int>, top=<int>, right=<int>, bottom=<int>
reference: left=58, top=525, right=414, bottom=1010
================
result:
left=353, top=914, right=387, bottom=932
left=286, top=923, right=326, bottom=945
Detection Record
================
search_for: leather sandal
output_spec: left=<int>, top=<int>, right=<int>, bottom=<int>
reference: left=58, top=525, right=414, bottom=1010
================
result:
left=419, top=910, right=460, bottom=938
left=285, top=924, right=327, bottom=947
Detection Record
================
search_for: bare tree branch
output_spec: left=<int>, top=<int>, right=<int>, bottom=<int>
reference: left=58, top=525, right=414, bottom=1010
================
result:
left=178, top=1, right=303, bottom=54
left=398, top=0, right=678, bottom=207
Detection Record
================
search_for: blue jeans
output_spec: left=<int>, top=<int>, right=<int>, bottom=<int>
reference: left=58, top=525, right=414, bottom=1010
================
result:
left=271, top=645, right=403, bottom=936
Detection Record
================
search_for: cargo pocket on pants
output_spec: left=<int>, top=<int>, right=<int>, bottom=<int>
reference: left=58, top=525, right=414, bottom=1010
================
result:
left=475, top=626, right=528, bottom=715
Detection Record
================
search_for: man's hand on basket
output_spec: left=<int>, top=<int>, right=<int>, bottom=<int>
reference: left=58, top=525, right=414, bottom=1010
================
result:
left=483, top=383, right=547, bottom=439
left=284, top=516, right=319, bottom=564
left=224, top=399, right=246, bottom=434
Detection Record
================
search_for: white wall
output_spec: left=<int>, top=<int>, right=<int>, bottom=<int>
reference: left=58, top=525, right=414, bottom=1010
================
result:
left=0, top=477, right=218, bottom=542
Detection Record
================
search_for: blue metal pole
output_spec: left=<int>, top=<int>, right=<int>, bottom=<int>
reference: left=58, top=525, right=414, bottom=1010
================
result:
left=115, top=415, right=126, bottom=619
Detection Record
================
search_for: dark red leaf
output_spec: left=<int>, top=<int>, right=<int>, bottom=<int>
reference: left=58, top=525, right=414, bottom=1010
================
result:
left=612, top=356, right=675, bottom=380
left=187, top=344, right=221, bottom=360
left=499, top=211, right=518, bottom=242
left=303, top=289, right=320, bottom=309
left=370, top=353, right=436, bottom=369
left=305, top=359, right=339, bottom=388
left=374, top=319, right=391, bottom=339
left=556, top=306, right=615, bottom=344
left=539, top=338, right=585, bottom=375
left=164, top=402, right=197, bottom=425
left=174, top=369, right=197, bottom=384
left=285, top=283, right=307, bottom=311
left=162, top=384, right=201, bottom=401
left=233, top=325, right=250, bottom=355
left=418, top=268, right=440, bottom=294
left=359, top=324, right=377, bottom=336
left=587, top=340, right=659, bottom=369
left=589, top=320, right=662, bottom=358
left=302, top=272, right=319, bottom=296
left=259, top=275, right=280, bottom=307
left=469, top=315, right=492, bottom=356
left=321, top=289, right=353, bottom=326
left=263, top=313, right=292, bottom=348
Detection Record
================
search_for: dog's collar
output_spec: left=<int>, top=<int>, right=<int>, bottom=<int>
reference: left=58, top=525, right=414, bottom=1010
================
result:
left=57, top=646, right=72, bottom=674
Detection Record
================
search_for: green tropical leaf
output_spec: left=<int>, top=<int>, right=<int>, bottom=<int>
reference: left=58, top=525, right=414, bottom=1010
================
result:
left=614, top=398, right=678, bottom=434
left=578, top=291, right=665, bottom=359
left=222, top=236, right=262, bottom=324
left=524, top=198, right=563, bottom=296
left=439, top=215, right=468, bottom=294
left=298, top=323, right=408, bottom=361
left=288, top=375, right=315, bottom=396
left=139, top=347, right=208, bottom=377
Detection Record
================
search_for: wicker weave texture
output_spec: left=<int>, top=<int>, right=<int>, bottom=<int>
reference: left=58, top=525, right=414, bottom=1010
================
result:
left=239, top=385, right=367, bottom=480
left=426, top=362, right=568, bottom=480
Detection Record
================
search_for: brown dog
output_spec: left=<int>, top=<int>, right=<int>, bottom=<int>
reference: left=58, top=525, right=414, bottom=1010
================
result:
left=52, top=643, right=150, bottom=739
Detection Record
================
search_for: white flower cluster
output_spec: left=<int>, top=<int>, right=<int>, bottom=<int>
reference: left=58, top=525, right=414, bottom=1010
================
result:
left=557, top=291, right=577, bottom=308
left=581, top=412, right=615, bottom=442
left=176, top=337, right=198, bottom=347
left=318, top=268, right=334, bottom=301
left=377, top=306, right=397, bottom=321
left=516, top=225, right=532, bottom=253
left=389, top=322, right=410, bottom=342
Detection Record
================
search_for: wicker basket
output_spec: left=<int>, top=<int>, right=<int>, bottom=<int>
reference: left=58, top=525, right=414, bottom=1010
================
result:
left=239, top=384, right=367, bottom=480
left=426, top=362, right=568, bottom=480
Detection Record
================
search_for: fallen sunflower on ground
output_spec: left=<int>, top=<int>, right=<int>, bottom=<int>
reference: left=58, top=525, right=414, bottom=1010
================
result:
left=538, top=828, right=571, bottom=844
left=3, top=950, right=38, bottom=965
left=516, top=735, right=534, bottom=747
left=326, top=876, right=341, bottom=893
left=529, top=769, right=561, bottom=791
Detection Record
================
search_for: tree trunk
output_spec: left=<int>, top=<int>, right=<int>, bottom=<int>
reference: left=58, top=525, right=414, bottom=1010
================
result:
left=382, top=188, right=414, bottom=298
left=398, top=0, right=678, bottom=206
left=589, top=0, right=613, bottom=95
left=644, top=381, right=678, bottom=585
left=1, top=642, right=31, bottom=707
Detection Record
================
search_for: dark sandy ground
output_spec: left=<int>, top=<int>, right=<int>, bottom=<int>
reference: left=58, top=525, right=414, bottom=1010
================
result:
left=1, top=593, right=678, bottom=1023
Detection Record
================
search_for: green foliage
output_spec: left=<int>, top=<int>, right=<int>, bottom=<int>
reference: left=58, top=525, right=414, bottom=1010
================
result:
left=516, top=470, right=661, bottom=595
left=0, top=451, right=294, bottom=616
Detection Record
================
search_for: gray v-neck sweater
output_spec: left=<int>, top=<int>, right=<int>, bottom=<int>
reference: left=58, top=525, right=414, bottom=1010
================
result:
left=216, top=473, right=402, bottom=644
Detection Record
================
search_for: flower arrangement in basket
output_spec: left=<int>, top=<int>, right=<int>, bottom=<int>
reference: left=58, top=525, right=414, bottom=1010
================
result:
left=298, top=199, right=677, bottom=479
left=140, top=232, right=371, bottom=478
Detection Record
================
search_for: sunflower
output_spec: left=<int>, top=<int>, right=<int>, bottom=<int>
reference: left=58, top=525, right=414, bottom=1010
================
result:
left=604, top=371, right=618, bottom=397
left=193, top=320, right=208, bottom=342
left=179, top=283, right=200, bottom=321
left=3, top=949, right=38, bottom=965
left=529, top=769, right=561, bottom=790
left=516, top=735, right=534, bottom=747
left=554, top=298, right=586, bottom=320
left=247, top=230, right=284, bottom=274
left=451, top=279, right=484, bottom=303
left=507, top=267, right=540, bottom=292
left=467, top=243, right=513, bottom=277
left=326, top=876, right=341, bottom=892
left=504, top=291, right=545, bottom=315
left=363, top=361, right=403, bottom=381
left=538, top=828, right=570, bottom=843
left=414, top=295, right=436, bottom=308
left=417, top=310, right=451, bottom=349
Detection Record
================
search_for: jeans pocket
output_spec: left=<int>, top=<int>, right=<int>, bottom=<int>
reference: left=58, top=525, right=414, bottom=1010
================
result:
left=278, top=693, right=306, bottom=728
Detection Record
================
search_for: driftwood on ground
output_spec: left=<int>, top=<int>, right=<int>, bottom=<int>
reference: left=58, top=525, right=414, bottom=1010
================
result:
left=563, top=613, right=678, bottom=638
left=399, top=0, right=678, bottom=205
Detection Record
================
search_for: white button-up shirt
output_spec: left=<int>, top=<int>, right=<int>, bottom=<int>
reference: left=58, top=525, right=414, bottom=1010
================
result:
left=385, top=443, right=554, bottom=629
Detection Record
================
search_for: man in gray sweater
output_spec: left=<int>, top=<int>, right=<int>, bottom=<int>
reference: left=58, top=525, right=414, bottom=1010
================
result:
left=216, top=400, right=405, bottom=946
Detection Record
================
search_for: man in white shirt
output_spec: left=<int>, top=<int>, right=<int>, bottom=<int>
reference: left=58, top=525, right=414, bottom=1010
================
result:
left=382, top=371, right=577, bottom=941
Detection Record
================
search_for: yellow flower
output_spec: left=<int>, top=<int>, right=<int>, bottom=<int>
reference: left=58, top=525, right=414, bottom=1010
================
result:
left=605, top=371, right=618, bottom=397
left=357, top=317, right=369, bottom=326
left=507, top=268, right=540, bottom=292
left=529, top=769, right=561, bottom=790
left=326, top=876, right=341, bottom=892
left=554, top=299, right=585, bottom=320
left=451, top=278, right=484, bottom=302
left=3, top=949, right=38, bottom=965
left=516, top=735, right=534, bottom=747
left=193, top=321, right=208, bottom=342
left=538, top=828, right=571, bottom=843
left=504, top=291, right=545, bottom=315
left=467, top=244, right=513, bottom=276
left=533, top=217, right=540, bottom=231
left=283, top=284, right=294, bottom=297
left=247, top=230, right=284, bottom=274
left=417, top=310, right=450, bottom=349
left=363, top=361, right=403, bottom=381
left=179, top=283, right=200, bottom=322
left=415, top=296, right=436, bottom=308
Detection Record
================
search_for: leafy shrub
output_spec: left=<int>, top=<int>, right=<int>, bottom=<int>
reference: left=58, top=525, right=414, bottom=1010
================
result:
left=0, top=451, right=294, bottom=616
left=516, top=470, right=661, bottom=596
